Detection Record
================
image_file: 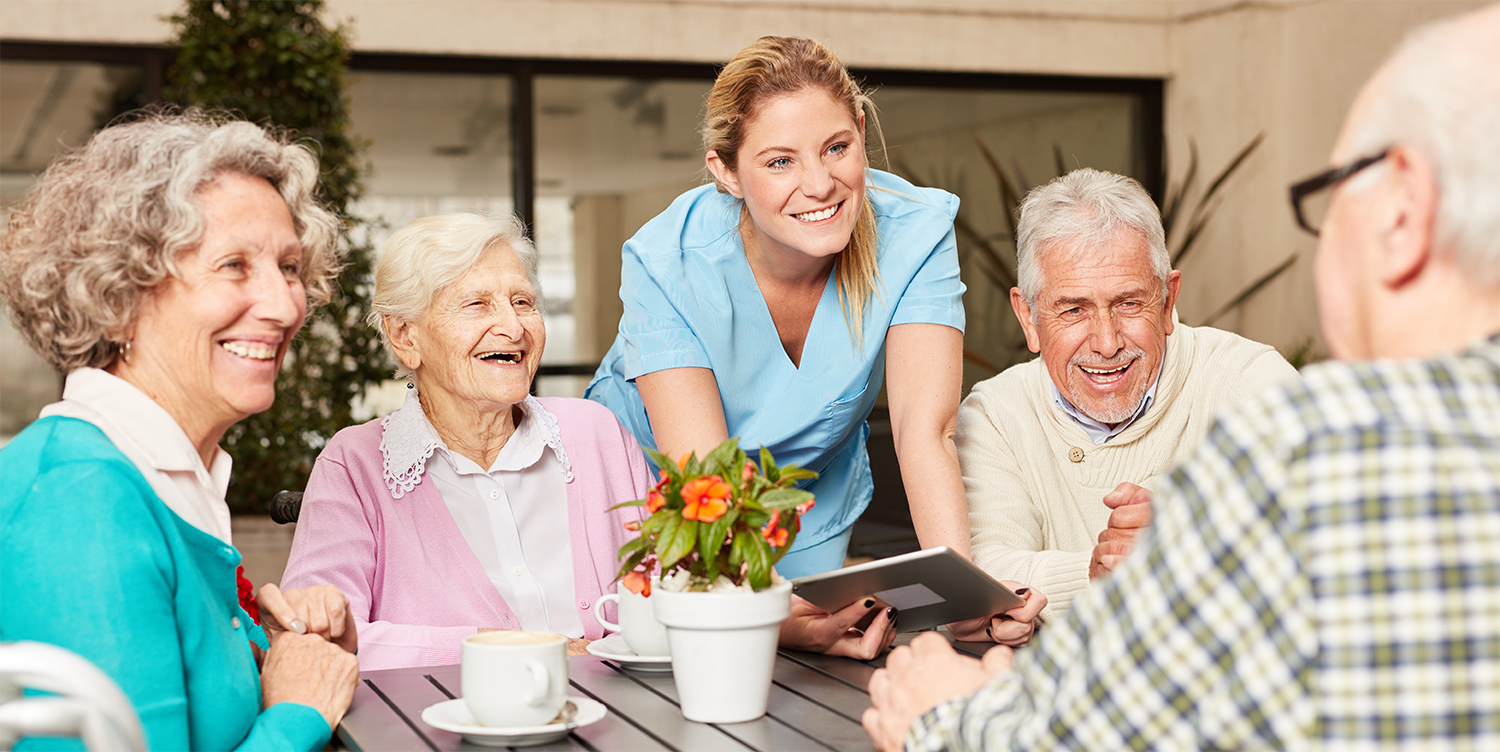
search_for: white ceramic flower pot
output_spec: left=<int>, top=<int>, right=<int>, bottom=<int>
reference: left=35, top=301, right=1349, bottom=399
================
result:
left=651, top=580, right=792, bottom=723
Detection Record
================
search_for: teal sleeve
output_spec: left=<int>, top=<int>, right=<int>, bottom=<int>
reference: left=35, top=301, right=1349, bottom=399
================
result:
left=237, top=703, right=331, bottom=752
left=5, top=460, right=195, bottom=751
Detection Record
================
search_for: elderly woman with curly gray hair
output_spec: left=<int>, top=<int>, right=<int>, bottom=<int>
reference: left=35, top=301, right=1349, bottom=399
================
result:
left=0, top=112, right=359, bottom=751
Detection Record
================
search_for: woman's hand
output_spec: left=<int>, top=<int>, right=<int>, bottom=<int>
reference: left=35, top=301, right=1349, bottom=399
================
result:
left=260, top=630, right=360, bottom=730
left=258, top=583, right=359, bottom=655
left=946, top=583, right=1047, bottom=647
left=779, top=594, right=898, bottom=660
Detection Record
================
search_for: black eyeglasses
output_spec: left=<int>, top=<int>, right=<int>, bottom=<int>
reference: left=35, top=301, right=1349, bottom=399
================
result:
left=1288, top=149, right=1390, bottom=236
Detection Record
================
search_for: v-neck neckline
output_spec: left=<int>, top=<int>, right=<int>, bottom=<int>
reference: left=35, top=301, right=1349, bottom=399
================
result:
left=740, top=254, right=838, bottom=373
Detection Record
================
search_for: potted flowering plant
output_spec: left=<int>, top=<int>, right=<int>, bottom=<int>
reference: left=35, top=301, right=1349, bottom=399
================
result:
left=612, top=438, right=816, bottom=723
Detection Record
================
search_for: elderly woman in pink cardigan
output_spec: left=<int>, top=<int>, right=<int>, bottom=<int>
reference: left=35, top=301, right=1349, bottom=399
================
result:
left=281, top=213, right=650, bottom=671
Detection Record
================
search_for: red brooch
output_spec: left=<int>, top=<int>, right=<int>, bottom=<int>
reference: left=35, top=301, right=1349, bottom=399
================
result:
left=236, top=565, right=261, bottom=625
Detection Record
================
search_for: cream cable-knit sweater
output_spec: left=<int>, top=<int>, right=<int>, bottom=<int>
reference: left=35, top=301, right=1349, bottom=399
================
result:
left=958, top=323, right=1299, bottom=619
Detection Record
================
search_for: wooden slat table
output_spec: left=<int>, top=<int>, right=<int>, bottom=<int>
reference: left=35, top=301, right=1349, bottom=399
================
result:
left=338, top=649, right=893, bottom=751
left=337, top=633, right=994, bottom=751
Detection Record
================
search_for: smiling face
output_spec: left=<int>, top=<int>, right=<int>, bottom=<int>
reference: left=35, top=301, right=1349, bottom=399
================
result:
left=121, top=171, right=308, bottom=445
left=707, top=87, right=866, bottom=265
left=395, top=242, right=545, bottom=415
left=1011, top=228, right=1181, bottom=426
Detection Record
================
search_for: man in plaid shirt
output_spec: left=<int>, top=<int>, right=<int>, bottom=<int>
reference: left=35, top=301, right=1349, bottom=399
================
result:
left=864, top=5, right=1500, bottom=750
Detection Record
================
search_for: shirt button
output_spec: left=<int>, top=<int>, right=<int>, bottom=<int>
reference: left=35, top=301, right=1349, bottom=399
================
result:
left=513, top=567, right=523, bottom=576
left=231, top=616, right=241, bottom=629
left=1068, top=446, right=1085, bottom=463
left=490, top=490, right=500, bottom=500
left=579, top=600, right=589, bottom=608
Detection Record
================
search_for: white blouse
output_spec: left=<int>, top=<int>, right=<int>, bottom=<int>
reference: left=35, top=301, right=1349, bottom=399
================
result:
left=380, top=389, right=583, bottom=637
left=40, top=368, right=235, bottom=544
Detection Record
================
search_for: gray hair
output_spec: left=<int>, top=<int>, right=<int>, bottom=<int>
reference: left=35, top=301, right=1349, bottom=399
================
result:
left=1340, top=5, right=1500, bottom=288
left=0, top=109, right=342, bottom=372
left=368, top=212, right=541, bottom=378
left=1015, top=168, right=1169, bottom=308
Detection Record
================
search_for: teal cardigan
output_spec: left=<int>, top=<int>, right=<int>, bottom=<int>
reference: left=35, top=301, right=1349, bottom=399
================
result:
left=0, top=417, right=330, bottom=751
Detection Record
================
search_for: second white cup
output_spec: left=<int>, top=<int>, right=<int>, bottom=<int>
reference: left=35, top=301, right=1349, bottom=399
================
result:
left=594, top=580, right=670, bottom=657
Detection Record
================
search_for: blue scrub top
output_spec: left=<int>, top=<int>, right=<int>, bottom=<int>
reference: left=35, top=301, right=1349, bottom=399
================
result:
left=586, top=169, right=964, bottom=577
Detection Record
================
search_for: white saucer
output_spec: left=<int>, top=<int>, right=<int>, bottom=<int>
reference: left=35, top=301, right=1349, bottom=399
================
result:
left=586, top=634, right=673, bottom=671
left=420, top=696, right=605, bottom=747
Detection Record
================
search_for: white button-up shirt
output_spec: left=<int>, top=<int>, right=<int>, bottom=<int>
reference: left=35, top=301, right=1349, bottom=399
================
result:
left=382, top=390, right=583, bottom=637
left=40, top=368, right=234, bottom=543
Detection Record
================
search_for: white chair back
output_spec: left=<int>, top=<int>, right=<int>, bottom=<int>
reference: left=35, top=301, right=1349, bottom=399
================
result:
left=0, top=641, right=145, bottom=751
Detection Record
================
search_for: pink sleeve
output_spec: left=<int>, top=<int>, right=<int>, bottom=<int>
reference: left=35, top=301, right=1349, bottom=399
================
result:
left=281, top=449, right=478, bottom=671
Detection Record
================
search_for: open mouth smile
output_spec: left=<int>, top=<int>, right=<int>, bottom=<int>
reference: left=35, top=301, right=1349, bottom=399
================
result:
left=221, top=340, right=278, bottom=361
left=479, top=350, right=524, bottom=364
left=1078, top=361, right=1133, bottom=386
left=793, top=201, right=842, bottom=223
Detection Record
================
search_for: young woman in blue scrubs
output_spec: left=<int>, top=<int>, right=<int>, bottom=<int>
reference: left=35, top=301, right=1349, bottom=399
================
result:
left=587, top=36, right=973, bottom=585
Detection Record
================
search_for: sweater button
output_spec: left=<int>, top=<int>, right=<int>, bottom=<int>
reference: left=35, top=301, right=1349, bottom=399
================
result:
left=231, top=616, right=241, bottom=630
left=579, top=600, right=589, bottom=608
left=1068, top=446, right=1084, bottom=463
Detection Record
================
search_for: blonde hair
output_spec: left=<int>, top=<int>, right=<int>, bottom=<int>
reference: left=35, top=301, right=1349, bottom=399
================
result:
left=703, top=35, right=882, bottom=341
left=0, top=109, right=341, bottom=372
left=368, top=212, right=540, bottom=378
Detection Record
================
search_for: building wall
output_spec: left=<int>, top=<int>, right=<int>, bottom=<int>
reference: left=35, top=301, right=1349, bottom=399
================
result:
left=1, top=0, right=1487, bottom=356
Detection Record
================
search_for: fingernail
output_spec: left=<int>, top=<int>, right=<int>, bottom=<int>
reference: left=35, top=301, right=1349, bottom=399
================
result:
left=290, top=619, right=307, bottom=635
left=1015, top=588, right=1029, bottom=595
left=985, top=626, right=992, bottom=639
left=864, top=598, right=875, bottom=608
left=888, top=608, right=898, bottom=627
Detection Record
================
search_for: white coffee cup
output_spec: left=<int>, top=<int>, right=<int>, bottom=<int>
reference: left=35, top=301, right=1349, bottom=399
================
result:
left=460, top=631, right=567, bottom=727
left=593, top=580, right=670, bottom=657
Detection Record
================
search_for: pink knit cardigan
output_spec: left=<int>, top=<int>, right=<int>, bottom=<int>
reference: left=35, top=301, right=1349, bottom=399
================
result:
left=280, top=397, right=651, bottom=671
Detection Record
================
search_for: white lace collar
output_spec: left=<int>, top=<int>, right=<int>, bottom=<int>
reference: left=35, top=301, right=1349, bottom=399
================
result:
left=379, top=389, right=573, bottom=499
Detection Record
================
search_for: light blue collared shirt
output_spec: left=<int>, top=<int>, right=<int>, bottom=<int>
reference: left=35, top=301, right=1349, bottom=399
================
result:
left=1052, top=362, right=1163, bottom=445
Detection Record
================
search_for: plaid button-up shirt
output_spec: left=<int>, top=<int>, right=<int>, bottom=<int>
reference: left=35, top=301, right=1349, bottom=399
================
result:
left=912, top=333, right=1500, bottom=751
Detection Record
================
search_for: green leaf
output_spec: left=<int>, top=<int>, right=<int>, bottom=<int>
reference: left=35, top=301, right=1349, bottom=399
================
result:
left=615, top=549, right=647, bottom=582
left=616, top=535, right=648, bottom=560
left=775, top=467, right=818, bottom=483
left=697, top=514, right=720, bottom=569
left=745, top=534, right=773, bottom=590
left=659, top=516, right=698, bottom=570
left=643, top=447, right=682, bottom=484
left=759, top=446, right=779, bottom=483
left=759, top=488, right=815, bottom=510
left=702, top=438, right=741, bottom=476
left=607, top=499, right=646, bottom=511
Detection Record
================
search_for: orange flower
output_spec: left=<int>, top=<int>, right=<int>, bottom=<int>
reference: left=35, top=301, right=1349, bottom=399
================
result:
left=742, top=461, right=756, bottom=482
left=646, top=490, right=665, bottom=513
left=796, top=498, right=815, bottom=516
left=761, top=510, right=788, bottom=547
left=678, top=453, right=692, bottom=470
left=622, top=569, right=651, bottom=596
left=681, top=475, right=731, bottom=522
left=622, top=520, right=641, bottom=532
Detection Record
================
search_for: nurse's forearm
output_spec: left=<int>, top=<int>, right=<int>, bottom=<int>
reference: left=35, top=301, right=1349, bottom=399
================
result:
left=885, top=323, right=970, bottom=558
left=637, top=367, right=731, bottom=463
left=896, top=431, right=971, bottom=558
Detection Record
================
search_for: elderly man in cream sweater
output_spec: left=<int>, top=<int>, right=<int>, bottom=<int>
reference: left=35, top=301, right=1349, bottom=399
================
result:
left=957, top=168, right=1298, bottom=619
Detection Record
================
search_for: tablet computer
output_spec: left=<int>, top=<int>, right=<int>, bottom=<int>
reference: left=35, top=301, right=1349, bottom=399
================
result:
left=790, top=546, right=1023, bottom=633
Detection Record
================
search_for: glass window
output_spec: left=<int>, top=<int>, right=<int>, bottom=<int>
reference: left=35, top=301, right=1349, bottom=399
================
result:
left=532, top=75, right=713, bottom=397
left=1, top=61, right=145, bottom=441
